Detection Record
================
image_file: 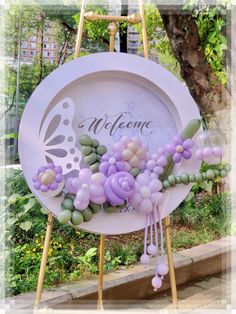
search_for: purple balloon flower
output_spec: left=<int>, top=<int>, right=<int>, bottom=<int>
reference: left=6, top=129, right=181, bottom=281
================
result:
left=104, top=171, right=135, bottom=206
left=32, top=163, right=64, bottom=194
left=165, top=135, right=194, bottom=163
left=99, top=152, right=126, bottom=177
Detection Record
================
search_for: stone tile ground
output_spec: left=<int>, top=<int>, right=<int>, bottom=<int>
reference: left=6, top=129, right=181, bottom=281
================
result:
left=52, top=271, right=233, bottom=311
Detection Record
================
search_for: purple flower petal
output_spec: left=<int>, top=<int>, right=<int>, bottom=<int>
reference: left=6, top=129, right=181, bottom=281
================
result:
left=113, top=152, right=122, bottom=161
left=101, top=153, right=110, bottom=161
left=99, top=162, right=109, bottom=174
left=173, top=135, right=183, bottom=145
left=173, top=153, right=182, bottom=163
left=107, top=165, right=117, bottom=176
left=116, top=161, right=126, bottom=171
left=49, top=182, right=58, bottom=190
left=33, top=182, right=41, bottom=190
left=165, top=144, right=175, bottom=155
left=183, top=139, right=194, bottom=149
left=182, top=150, right=192, bottom=159
left=55, top=173, right=63, bottom=183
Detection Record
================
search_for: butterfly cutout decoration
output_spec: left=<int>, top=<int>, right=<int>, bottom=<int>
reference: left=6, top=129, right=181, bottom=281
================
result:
left=39, top=97, right=82, bottom=175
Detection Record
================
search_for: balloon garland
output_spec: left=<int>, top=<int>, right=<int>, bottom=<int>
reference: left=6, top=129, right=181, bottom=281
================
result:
left=32, top=119, right=231, bottom=291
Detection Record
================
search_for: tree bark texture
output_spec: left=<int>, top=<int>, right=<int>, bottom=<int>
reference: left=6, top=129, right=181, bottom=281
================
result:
left=159, top=10, right=230, bottom=115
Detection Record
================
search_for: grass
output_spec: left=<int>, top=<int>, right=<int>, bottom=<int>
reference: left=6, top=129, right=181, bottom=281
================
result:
left=3, top=168, right=231, bottom=297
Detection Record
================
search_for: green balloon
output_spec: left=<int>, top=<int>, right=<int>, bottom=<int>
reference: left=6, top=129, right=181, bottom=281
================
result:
left=214, top=169, right=220, bottom=177
left=97, top=145, right=107, bottom=156
left=129, top=168, right=140, bottom=177
left=62, top=198, right=74, bottom=211
left=89, top=202, right=101, bottom=214
left=202, top=173, right=207, bottom=180
left=104, top=204, right=116, bottom=213
left=71, top=211, right=84, bottom=225
left=168, top=175, right=176, bottom=186
left=58, top=210, right=72, bottom=224
left=84, top=153, right=97, bottom=166
left=79, top=135, right=93, bottom=146
left=90, top=162, right=100, bottom=173
left=220, top=170, right=227, bottom=178
left=217, top=164, right=224, bottom=171
left=91, top=147, right=96, bottom=153
left=224, top=164, right=231, bottom=172
left=92, top=139, right=99, bottom=147
left=195, top=173, right=203, bottom=183
left=189, top=174, right=195, bottom=183
left=82, top=208, right=93, bottom=222
left=65, top=193, right=76, bottom=201
left=81, top=146, right=92, bottom=156
left=181, top=119, right=201, bottom=139
left=96, top=155, right=102, bottom=162
left=206, top=169, right=215, bottom=180
left=163, top=180, right=171, bottom=189
left=181, top=173, right=189, bottom=185
left=175, top=176, right=182, bottom=184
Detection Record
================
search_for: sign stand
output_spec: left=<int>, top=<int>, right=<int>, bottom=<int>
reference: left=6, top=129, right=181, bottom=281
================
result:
left=33, top=0, right=178, bottom=310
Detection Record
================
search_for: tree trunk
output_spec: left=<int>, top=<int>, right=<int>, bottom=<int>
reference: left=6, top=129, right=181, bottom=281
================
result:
left=120, top=3, right=128, bottom=53
left=159, top=9, right=230, bottom=115
left=36, top=12, right=45, bottom=85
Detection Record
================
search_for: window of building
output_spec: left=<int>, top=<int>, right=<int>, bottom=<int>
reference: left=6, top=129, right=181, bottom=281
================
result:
left=51, top=43, right=56, bottom=49
left=21, top=50, right=27, bottom=55
left=30, top=36, right=37, bottom=41
left=43, top=43, right=50, bottom=49
left=21, top=42, right=28, bottom=48
left=30, top=50, right=36, bottom=56
left=43, top=51, right=50, bottom=57
left=30, top=42, right=36, bottom=49
left=21, top=56, right=28, bottom=62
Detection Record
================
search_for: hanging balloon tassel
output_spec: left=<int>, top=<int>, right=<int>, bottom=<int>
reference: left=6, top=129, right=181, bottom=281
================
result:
left=140, top=213, right=151, bottom=265
left=147, top=212, right=156, bottom=256
left=156, top=207, right=169, bottom=278
left=151, top=211, right=162, bottom=291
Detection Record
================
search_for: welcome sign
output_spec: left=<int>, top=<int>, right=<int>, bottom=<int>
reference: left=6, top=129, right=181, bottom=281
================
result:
left=19, top=53, right=201, bottom=235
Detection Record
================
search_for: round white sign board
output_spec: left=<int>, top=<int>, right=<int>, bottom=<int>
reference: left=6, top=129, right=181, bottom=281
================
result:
left=19, top=52, right=201, bottom=235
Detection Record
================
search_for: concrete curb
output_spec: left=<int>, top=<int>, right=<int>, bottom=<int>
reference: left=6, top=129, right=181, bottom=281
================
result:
left=5, top=236, right=235, bottom=312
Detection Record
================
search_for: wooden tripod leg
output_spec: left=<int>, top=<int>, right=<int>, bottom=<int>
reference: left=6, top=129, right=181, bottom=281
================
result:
left=74, top=0, right=87, bottom=59
left=34, top=213, right=54, bottom=309
left=164, top=216, right=178, bottom=308
left=97, top=234, right=105, bottom=310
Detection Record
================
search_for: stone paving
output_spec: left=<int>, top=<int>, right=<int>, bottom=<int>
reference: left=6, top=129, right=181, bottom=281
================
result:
left=52, top=271, right=234, bottom=311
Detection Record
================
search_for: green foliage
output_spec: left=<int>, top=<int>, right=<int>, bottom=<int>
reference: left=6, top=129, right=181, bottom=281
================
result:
left=172, top=192, right=231, bottom=236
left=73, top=6, right=109, bottom=54
left=183, top=3, right=228, bottom=84
left=4, top=169, right=142, bottom=296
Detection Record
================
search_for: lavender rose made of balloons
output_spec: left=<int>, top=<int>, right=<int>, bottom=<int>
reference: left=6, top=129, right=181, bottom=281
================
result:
left=104, top=171, right=135, bottom=206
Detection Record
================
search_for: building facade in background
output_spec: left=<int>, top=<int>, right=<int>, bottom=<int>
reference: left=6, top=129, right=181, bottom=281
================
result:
left=20, top=24, right=59, bottom=64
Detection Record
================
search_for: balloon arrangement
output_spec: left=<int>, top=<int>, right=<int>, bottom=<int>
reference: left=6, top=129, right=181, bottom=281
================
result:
left=32, top=120, right=231, bottom=291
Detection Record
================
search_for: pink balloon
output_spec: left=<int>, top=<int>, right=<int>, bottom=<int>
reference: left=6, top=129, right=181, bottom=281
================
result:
left=139, top=199, right=153, bottom=214
left=90, top=195, right=106, bottom=204
left=152, top=276, right=162, bottom=290
left=213, top=146, right=224, bottom=157
left=91, top=172, right=106, bottom=185
left=90, top=183, right=104, bottom=197
left=149, top=179, right=162, bottom=193
left=79, top=168, right=92, bottom=183
left=158, top=263, right=168, bottom=276
left=137, top=173, right=150, bottom=186
left=129, top=193, right=142, bottom=207
left=195, top=149, right=203, bottom=160
left=202, top=147, right=212, bottom=158
left=76, top=186, right=90, bottom=202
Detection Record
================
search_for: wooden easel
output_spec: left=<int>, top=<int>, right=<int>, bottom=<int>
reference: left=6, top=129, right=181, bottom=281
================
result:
left=34, top=0, right=178, bottom=310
